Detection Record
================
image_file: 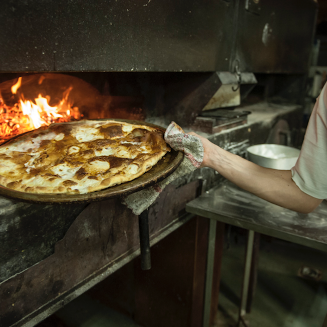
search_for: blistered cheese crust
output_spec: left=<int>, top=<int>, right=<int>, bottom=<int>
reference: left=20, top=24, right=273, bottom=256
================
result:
left=0, top=120, right=170, bottom=194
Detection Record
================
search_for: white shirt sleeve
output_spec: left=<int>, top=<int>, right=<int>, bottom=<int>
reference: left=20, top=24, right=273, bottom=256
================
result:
left=291, top=83, right=327, bottom=199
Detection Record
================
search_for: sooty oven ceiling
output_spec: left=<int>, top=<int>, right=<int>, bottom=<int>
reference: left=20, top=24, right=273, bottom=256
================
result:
left=0, top=0, right=233, bottom=72
left=0, top=0, right=317, bottom=73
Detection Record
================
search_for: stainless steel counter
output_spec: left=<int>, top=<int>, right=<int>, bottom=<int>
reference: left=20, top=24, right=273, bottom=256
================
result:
left=186, top=180, right=327, bottom=327
left=186, top=181, right=327, bottom=252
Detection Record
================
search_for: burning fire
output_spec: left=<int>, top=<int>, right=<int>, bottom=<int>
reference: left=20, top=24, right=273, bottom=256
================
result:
left=0, top=77, right=81, bottom=144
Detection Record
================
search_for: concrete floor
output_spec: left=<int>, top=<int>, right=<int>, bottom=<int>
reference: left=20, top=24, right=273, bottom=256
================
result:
left=214, top=231, right=327, bottom=327
left=40, top=228, right=327, bottom=327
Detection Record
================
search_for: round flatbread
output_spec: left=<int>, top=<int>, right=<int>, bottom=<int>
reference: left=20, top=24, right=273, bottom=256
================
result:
left=0, top=120, right=170, bottom=194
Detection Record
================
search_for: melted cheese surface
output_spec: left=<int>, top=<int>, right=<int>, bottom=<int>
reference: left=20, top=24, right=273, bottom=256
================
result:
left=0, top=120, right=170, bottom=194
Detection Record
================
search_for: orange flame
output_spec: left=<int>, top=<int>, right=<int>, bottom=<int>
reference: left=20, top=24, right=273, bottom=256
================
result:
left=0, top=77, right=81, bottom=144
left=11, top=77, right=22, bottom=94
left=20, top=95, right=62, bottom=129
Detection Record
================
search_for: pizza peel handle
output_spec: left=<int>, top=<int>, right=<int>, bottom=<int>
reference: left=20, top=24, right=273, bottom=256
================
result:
left=0, top=119, right=183, bottom=204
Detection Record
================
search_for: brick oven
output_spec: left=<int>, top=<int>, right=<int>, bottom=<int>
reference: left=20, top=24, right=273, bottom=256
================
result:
left=0, top=1, right=317, bottom=326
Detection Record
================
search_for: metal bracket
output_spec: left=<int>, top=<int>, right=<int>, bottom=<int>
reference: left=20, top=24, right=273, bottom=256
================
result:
left=232, top=60, right=242, bottom=92
left=198, top=175, right=207, bottom=195
left=138, top=210, right=151, bottom=270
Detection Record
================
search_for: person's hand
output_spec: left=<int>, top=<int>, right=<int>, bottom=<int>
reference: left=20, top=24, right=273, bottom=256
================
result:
left=188, top=132, right=216, bottom=168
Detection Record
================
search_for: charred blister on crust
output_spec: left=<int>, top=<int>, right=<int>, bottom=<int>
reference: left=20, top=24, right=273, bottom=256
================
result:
left=65, top=159, right=83, bottom=167
left=40, top=139, right=52, bottom=148
left=62, top=180, right=78, bottom=187
left=80, top=149, right=95, bottom=156
left=88, top=156, right=110, bottom=163
left=29, top=168, right=42, bottom=176
left=11, top=154, right=33, bottom=165
left=49, top=124, right=73, bottom=136
left=75, top=167, right=88, bottom=180
left=0, top=154, right=12, bottom=159
left=54, top=136, right=75, bottom=150
left=54, top=141, right=66, bottom=152
left=134, top=153, right=149, bottom=162
left=34, top=153, right=50, bottom=165
left=100, top=125, right=124, bottom=138
left=108, top=156, right=132, bottom=168
left=88, top=139, right=116, bottom=148
left=43, top=173, right=59, bottom=177
left=6, top=181, right=21, bottom=189
left=118, top=142, right=137, bottom=150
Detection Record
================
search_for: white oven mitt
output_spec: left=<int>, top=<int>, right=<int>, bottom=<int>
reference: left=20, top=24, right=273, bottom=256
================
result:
left=122, top=121, right=204, bottom=215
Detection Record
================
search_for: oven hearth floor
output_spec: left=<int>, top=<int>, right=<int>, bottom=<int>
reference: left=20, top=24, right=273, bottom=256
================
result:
left=37, top=228, right=327, bottom=327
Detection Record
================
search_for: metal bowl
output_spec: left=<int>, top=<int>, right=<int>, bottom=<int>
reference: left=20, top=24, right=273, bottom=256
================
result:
left=247, top=144, right=300, bottom=170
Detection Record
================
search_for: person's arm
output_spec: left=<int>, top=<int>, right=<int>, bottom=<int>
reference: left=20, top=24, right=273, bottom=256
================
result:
left=190, top=133, right=322, bottom=214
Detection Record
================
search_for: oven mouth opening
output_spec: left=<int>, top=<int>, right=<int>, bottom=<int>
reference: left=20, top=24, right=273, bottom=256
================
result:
left=0, top=73, right=145, bottom=144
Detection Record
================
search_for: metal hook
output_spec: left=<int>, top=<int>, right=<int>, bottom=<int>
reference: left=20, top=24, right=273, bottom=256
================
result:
left=232, top=61, right=242, bottom=92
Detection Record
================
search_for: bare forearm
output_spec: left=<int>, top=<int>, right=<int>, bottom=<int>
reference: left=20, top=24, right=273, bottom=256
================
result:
left=206, top=144, right=322, bottom=213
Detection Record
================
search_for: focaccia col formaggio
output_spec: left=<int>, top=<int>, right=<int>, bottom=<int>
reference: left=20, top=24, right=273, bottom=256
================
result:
left=0, top=120, right=171, bottom=194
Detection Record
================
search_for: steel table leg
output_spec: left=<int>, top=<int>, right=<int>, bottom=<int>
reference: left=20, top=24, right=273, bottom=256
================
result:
left=322, top=313, right=327, bottom=327
left=238, top=229, right=255, bottom=327
left=203, top=218, right=217, bottom=327
left=246, top=232, right=260, bottom=313
left=139, top=210, right=151, bottom=270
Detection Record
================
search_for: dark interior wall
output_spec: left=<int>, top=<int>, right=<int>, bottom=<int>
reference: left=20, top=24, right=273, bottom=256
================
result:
left=235, top=0, right=317, bottom=73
